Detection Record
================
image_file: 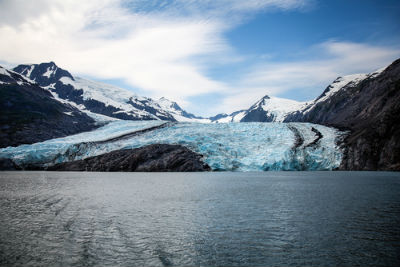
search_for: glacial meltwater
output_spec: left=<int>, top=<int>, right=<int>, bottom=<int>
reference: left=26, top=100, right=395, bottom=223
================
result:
left=0, top=171, right=399, bottom=266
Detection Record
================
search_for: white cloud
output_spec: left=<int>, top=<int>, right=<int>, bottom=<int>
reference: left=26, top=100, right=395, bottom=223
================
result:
left=218, top=41, right=400, bottom=114
left=0, top=0, right=310, bottom=110
left=0, top=1, right=306, bottom=94
left=0, top=0, right=398, bottom=117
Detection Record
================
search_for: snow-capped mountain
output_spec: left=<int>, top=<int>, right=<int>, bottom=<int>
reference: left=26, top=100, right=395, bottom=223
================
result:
left=157, top=97, right=209, bottom=122
left=212, top=66, right=386, bottom=124
left=209, top=110, right=247, bottom=123
left=284, top=58, right=400, bottom=170
left=241, top=95, right=305, bottom=122
left=211, top=95, right=305, bottom=123
left=0, top=65, right=97, bottom=148
left=13, top=62, right=207, bottom=122
left=284, top=67, right=385, bottom=122
left=0, top=65, right=35, bottom=86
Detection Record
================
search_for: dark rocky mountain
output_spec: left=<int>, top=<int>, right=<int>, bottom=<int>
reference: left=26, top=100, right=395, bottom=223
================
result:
left=13, top=62, right=207, bottom=122
left=45, top=144, right=211, bottom=172
left=241, top=95, right=279, bottom=122
left=14, top=62, right=74, bottom=87
left=0, top=66, right=98, bottom=148
left=285, top=59, right=400, bottom=170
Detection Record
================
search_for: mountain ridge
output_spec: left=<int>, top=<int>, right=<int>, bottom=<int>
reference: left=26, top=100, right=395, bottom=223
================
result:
left=0, top=65, right=97, bottom=148
left=13, top=60, right=390, bottom=125
left=13, top=62, right=209, bottom=122
left=4, top=58, right=400, bottom=170
left=285, top=58, right=400, bottom=170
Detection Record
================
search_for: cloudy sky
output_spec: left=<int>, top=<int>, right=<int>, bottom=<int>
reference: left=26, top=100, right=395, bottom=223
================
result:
left=0, top=0, right=399, bottom=116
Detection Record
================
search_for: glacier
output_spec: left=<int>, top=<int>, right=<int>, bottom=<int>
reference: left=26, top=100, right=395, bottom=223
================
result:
left=0, top=121, right=346, bottom=171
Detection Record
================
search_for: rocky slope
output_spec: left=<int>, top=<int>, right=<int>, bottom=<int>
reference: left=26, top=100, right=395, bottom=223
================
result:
left=13, top=62, right=208, bottom=122
left=46, top=144, right=211, bottom=172
left=285, top=59, right=400, bottom=170
left=0, top=66, right=98, bottom=148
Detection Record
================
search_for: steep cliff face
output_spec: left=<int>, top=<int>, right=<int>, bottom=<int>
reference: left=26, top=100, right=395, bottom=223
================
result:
left=338, top=61, right=400, bottom=170
left=286, top=59, right=400, bottom=170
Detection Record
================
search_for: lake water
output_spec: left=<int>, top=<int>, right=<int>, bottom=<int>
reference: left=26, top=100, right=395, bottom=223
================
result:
left=0, top=171, right=399, bottom=266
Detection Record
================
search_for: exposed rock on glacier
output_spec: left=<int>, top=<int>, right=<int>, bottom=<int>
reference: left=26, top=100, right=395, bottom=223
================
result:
left=46, top=144, right=211, bottom=172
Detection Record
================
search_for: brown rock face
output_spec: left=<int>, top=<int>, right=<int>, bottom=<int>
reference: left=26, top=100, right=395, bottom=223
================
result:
left=47, top=144, right=211, bottom=172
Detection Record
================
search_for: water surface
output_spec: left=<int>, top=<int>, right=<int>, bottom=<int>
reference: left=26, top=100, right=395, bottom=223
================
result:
left=0, top=171, right=399, bottom=266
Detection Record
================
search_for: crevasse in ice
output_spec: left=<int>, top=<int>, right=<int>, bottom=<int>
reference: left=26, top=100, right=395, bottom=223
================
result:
left=0, top=121, right=346, bottom=171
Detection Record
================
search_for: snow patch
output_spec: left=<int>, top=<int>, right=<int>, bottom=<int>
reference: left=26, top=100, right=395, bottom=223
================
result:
left=258, top=96, right=305, bottom=122
left=0, top=66, right=12, bottom=77
left=42, top=66, right=56, bottom=78
left=315, top=73, right=367, bottom=104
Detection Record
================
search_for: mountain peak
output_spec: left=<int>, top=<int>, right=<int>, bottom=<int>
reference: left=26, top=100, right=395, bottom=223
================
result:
left=13, top=62, right=74, bottom=86
left=41, top=61, right=59, bottom=71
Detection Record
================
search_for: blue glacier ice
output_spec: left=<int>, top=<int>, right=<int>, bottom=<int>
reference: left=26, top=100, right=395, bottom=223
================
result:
left=0, top=121, right=346, bottom=171
left=0, top=120, right=164, bottom=166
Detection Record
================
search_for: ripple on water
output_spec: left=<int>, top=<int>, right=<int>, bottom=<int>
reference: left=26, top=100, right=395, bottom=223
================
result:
left=0, top=171, right=399, bottom=266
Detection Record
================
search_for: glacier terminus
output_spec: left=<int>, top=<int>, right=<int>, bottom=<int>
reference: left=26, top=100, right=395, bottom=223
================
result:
left=0, top=121, right=346, bottom=171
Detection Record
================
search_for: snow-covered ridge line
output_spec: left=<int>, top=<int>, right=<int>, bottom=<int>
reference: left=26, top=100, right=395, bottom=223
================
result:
left=58, top=76, right=158, bottom=119
left=10, top=60, right=389, bottom=123
left=0, top=65, right=36, bottom=85
left=299, top=66, right=387, bottom=115
left=12, top=62, right=210, bottom=122
left=215, top=64, right=387, bottom=123
left=212, top=96, right=306, bottom=123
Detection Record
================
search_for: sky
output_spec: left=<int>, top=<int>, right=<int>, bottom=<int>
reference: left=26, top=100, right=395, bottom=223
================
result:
left=0, top=0, right=399, bottom=117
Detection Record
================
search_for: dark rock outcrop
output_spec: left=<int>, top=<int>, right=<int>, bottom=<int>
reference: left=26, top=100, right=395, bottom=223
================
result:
left=0, top=158, right=19, bottom=170
left=46, top=144, right=211, bottom=172
left=286, top=58, right=400, bottom=170
left=0, top=67, right=98, bottom=148
left=13, top=62, right=74, bottom=87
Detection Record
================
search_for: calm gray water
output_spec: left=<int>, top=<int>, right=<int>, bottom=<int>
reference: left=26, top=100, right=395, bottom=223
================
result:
left=0, top=172, right=399, bottom=267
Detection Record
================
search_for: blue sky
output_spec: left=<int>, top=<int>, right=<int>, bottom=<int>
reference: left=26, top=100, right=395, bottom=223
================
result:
left=0, top=0, right=399, bottom=116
